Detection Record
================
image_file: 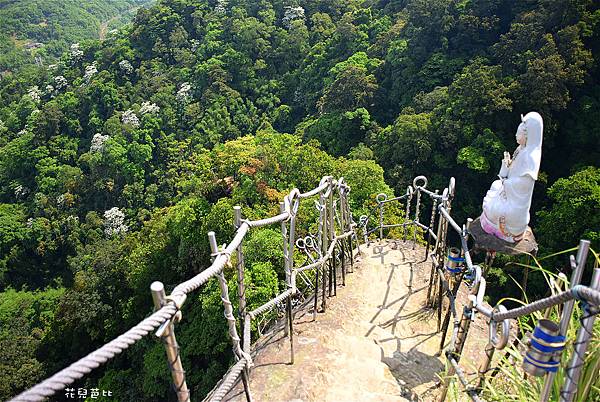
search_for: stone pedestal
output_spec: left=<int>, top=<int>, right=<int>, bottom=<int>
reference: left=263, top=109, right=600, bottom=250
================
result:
left=469, top=217, right=538, bottom=256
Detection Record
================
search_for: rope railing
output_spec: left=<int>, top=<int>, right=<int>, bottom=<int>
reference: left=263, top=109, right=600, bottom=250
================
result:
left=11, top=176, right=359, bottom=402
left=11, top=304, right=179, bottom=401
left=11, top=172, right=600, bottom=402
left=433, top=204, right=599, bottom=402
left=205, top=176, right=358, bottom=401
left=357, top=175, right=600, bottom=402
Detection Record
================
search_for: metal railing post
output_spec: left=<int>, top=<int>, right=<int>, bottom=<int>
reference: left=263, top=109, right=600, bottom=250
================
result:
left=280, top=202, right=289, bottom=337
left=560, top=256, right=597, bottom=402
left=413, top=187, right=421, bottom=249
left=438, top=279, right=480, bottom=402
left=339, top=186, right=347, bottom=284
left=379, top=198, right=384, bottom=242
left=427, top=189, right=448, bottom=307
left=233, top=206, right=254, bottom=402
left=233, top=206, right=247, bottom=332
left=150, top=282, right=190, bottom=402
left=540, top=240, right=590, bottom=401
left=329, top=183, right=336, bottom=296
left=280, top=203, right=295, bottom=363
left=404, top=187, right=412, bottom=243
left=320, top=186, right=328, bottom=312
left=438, top=272, right=464, bottom=352
left=208, top=232, right=253, bottom=402
left=477, top=342, right=496, bottom=389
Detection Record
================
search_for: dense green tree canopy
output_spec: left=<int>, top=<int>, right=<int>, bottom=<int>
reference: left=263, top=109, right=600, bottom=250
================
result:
left=0, top=0, right=598, bottom=400
left=0, top=0, right=152, bottom=72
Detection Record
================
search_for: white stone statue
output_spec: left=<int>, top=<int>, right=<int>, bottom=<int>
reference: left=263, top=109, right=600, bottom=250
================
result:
left=480, top=112, right=543, bottom=243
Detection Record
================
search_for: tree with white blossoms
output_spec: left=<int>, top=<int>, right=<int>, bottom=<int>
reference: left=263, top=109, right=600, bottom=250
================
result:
left=54, top=75, right=68, bottom=90
left=69, top=43, right=83, bottom=63
left=119, top=60, right=134, bottom=75
left=215, top=0, right=228, bottom=14
left=103, top=207, right=128, bottom=236
left=84, top=63, right=98, bottom=83
left=14, top=185, right=29, bottom=199
left=27, top=86, right=41, bottom=103
left=90, top=133, right=110, bottom=152
left=139, top=101, right=160, bottom=115
left=121, top=109, right=140, bottom=127
left=176, top=82, right=192, bottom=103
left=283, top=6, right=305, bottom=28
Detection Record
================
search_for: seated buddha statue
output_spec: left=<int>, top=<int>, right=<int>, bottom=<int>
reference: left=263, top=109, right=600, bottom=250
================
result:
left=480, top=112, right=543, bottom=243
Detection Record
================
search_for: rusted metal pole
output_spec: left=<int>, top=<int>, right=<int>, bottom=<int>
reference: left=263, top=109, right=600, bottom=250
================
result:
left=541, top=240, right=590, bottom=402
left=150, top=282, right=190, bottom=402
left=559, top=247, right=595, bottom=402
left=320, top=187, right=328, bottom=312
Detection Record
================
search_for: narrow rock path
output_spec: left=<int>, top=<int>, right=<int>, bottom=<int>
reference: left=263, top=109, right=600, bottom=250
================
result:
left=224, top=242, right=491, bottom=401
left=99, top=5, right=144, bottom=40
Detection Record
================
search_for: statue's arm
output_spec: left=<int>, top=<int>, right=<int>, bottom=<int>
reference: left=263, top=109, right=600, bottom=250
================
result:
left=499, top=152, right=510, bottom=179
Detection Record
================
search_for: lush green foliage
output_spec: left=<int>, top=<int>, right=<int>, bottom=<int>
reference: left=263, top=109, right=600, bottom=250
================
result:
left=538, top=166, right=600, bottom=252
left=0, top=0, right=598, bottom=400
left=0, top=287, right=64, bottom=401
left=480, top=254, right=600, bottom=402
left=0, top=0, right=151, bottom=71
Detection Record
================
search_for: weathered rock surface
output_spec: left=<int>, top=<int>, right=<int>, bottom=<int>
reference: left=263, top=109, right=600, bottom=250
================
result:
left=223, top=241, right=494, bottom=402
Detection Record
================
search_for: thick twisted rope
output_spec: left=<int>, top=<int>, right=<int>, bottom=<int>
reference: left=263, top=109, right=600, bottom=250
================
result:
left=208, top=358, right=248, bottom=402
left=216, top=272, right=252, bottom=364
left=491, top=286, right=600, bottom=322
left=11, top=177, right=342, bottom=402
left=299, top=180, right=330, bottom=199
left=245, top=212, right=289, bottom=228
left=248, top=288, right=294, bottom=318
left=11, top=304, right=178, bottom=402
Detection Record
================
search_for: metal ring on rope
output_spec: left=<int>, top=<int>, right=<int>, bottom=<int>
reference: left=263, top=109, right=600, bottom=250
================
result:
left=296, top=236, right=315, bottom=251
left=413, top=175, right=428, bottom=190
left=376, top=193, right=388, bottom=204
left=295, top=237, right=306, bottom=250
left=489, top=304, right=510, bottom=349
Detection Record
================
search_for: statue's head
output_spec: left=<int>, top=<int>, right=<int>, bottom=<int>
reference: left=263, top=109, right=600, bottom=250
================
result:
left=516, top=119, right=527, bottom=146
left=517, top=112, right=543, bottom=148
left=515, top=112, right=543, bottom=180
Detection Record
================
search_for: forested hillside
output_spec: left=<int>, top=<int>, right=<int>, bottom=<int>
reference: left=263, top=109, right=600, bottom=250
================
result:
left=0, top=0, right=151, bottom=72
left=0, top=0, right=599, bottom=400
